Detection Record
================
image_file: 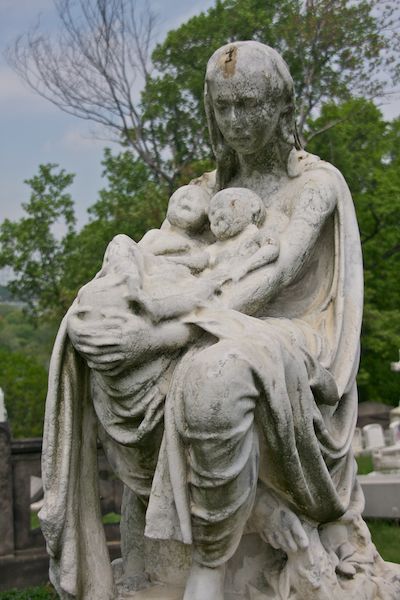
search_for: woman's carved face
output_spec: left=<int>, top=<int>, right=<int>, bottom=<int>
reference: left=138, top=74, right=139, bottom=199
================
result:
left=207, top=50, right=285, bottom=156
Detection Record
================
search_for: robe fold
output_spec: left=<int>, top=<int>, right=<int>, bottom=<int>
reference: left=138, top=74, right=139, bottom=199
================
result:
left=39, top=153, right=363, bottom=598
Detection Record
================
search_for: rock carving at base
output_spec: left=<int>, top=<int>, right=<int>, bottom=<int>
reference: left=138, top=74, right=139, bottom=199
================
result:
left=39, top=40, right=400, bottom=599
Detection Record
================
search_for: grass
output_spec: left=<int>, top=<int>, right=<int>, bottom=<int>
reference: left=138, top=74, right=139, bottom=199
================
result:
left=0, top=585, right=57, bottom=599
left=367, top=519, right=400, bottom=563
left=356, top=454, right=374, bottom=474
left=102, top=511, right=121, bottom=524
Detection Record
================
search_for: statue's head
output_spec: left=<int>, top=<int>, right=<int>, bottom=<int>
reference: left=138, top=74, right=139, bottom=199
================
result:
left=205, top=41, right=301, bottom=187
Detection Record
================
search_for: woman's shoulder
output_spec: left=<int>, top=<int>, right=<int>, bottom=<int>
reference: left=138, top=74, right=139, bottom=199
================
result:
left=290, top=148, right=346, bottom=180
left=288, top=149, right=348, bottom=199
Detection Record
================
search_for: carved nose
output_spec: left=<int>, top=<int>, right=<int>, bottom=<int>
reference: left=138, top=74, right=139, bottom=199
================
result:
left=231, top=110, right=242, bottom=131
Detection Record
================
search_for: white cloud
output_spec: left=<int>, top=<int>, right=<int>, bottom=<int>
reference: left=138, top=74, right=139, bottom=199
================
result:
left=41, top=127, right=110, bottom=153
left=0, top=66, right=50, bottom=111
left=61, top=128, right=107, bottom=151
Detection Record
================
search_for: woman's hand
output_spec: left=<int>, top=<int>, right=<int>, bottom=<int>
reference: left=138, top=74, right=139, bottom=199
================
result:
left=67, top=305, right=197, bottom=376
left=67, top=306, right=151, bottom=375
left=250, top=488, right=309, bottom=554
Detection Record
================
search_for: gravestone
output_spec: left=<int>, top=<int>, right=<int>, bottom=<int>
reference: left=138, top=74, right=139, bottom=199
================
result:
left=363, top=424, right=385, bottom=451
left=351, top=427, right=363, bottom=455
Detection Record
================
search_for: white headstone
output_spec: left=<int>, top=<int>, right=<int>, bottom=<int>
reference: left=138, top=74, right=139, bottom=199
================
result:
left=389, top=421, right=400, bottom=446
left=372, top=445, right=400, bottom=472
left=363, top=423, right=385, bottom=451
left=0, top=388, right=7, bottom=422
left=352, top=427, right=363, bottom=454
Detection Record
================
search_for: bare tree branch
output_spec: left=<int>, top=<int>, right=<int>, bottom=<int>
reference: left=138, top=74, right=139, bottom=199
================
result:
left=5, top=0, right=174, bottom=187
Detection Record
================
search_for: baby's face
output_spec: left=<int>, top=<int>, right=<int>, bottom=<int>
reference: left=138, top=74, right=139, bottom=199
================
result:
left=76, top=275, right=129, bottom=322
left=167, top=185, right=208, bottom=232
left=208, top=195, right=251, bottom=240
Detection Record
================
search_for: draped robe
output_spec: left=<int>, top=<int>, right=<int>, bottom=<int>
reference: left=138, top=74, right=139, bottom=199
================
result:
left=39, top=153, right=363, bottom=599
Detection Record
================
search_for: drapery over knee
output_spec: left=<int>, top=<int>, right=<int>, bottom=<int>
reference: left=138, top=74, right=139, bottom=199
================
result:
left=177, top=341, right=260, bottom=566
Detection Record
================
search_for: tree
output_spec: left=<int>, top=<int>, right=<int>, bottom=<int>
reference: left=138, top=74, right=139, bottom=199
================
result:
left=7, top=0, right=399, bottom=186
left=0, top=348, right=48, bottom=438
left=307, top=99, right=400, bottom=404
left=141, top=0, right=399, bottom=176
left=0, top=164, right=76, bottom=319
left=6, top=0, right=173, bottom=187
left=0, top=151, right=173, bottom=317
left=0, top=304, right=56, bottom=368
left=63, top=148, right=171, bottom=293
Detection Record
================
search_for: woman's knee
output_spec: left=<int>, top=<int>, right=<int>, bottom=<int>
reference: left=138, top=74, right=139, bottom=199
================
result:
left=182, top=343, right=257, bottom=432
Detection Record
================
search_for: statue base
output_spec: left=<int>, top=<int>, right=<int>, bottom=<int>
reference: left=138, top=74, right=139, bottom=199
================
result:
left=118, top=585, right=183, bottom=599
left=115, top=529, right=400, bottom=600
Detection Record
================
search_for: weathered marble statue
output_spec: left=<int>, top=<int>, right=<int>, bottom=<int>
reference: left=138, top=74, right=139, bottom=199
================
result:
left=39, top=41, right=400, bottom=599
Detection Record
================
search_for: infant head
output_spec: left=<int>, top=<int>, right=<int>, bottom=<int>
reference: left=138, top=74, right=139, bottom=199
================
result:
left=76, top=235, right=137, bottom=322
left=208, top=188, right=266, bottom=240
left=167, top=185, right=210, bottom=232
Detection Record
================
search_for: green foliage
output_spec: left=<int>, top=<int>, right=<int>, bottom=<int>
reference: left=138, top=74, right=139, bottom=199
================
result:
left=367, top=520, right=400, bottom=563
left=142, top=0, right=398, bottom=175
left=102, top=512, right=121, bottom=524
left=0, top=164, right=76, bottom=319
left=307, top=99, right=400, bottom=403
left=62, top=149, right=171, bottom=297
left=0, top=151, right=173, bottom=318
left=0, top=347, right=47, bottom=438
left=0, top=284, right=15, bottom=302
left=356, top=454, right=374, bottom=475
left=0, top=586, right=57, bottom=600
left=0, top=304, right=56, bottom=368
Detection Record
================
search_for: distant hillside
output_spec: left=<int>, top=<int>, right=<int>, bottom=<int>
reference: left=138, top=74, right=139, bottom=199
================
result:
left=0, top=284, right=13, bottom=302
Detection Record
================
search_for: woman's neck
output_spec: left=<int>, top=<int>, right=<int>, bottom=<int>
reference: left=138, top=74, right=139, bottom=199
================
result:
left=237, top=137, right=290, bottom=179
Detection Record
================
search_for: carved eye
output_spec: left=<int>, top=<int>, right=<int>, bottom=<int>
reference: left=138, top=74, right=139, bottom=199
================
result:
left=244, top=98, right=259, bottom=108
left=215, top=100, right=228, bottom=111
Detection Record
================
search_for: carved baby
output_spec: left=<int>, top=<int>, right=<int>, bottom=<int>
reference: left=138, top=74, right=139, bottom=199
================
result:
left=73, top=187, right=280, bottom=335
left=73, top=233, right=217, bottom=330
left=203, top=187, right=280, bottom=284
left=140, top=184, right=212, bottom=273
left=135, top=186, right=281, bottom=321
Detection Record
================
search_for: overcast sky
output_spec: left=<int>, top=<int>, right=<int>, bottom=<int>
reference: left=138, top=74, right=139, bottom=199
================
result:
left=0, top=0, right=399, bottom=230
left=0, top=0, right=215, bottom=227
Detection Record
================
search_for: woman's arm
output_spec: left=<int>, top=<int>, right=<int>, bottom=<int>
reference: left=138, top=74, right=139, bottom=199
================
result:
left=67, top=308, right=198, bottom=375
left=220, top=172, right=338, bottom=315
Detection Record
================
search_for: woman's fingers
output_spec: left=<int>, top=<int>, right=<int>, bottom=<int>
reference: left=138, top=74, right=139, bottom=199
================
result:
left=100, top=307, right=131, bottom=320
left=292, top=522, right=309, bottom=550
left=70, top=304, right=93, bottom=316
left=267, top=533, right=281, bottom=550
left=264, top=511, right=309, bottom=554
left=75, top=343, right=122, bottom=356
left=77, top=333, right=122, bottom=345
left=87, top=353, right=125, bottom=365
left=87, top=352, right=125, bottom=371
left=282, top=530, right=298, bottom=553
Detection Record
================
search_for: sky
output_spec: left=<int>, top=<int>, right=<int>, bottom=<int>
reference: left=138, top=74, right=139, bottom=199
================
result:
left=0, top=0, right=215, bottom=228
left=0, top=0, right=399, bottom=232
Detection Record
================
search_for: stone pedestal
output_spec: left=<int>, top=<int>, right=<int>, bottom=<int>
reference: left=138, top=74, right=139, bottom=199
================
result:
left=119, top=585, right=183, bottom=600
left=115, top=531, right=400, bottom=600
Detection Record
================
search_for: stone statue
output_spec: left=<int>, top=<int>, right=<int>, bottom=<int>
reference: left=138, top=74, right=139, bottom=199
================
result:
left=39, top=41, right=400, bottom=599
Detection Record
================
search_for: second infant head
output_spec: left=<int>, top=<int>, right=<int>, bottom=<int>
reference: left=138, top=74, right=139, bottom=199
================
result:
left=208, top=188, right=266, bottom=240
